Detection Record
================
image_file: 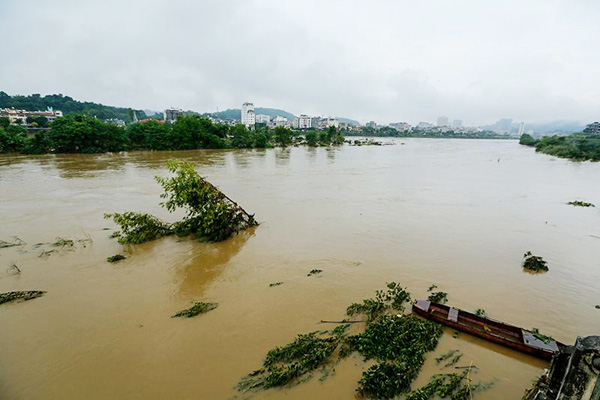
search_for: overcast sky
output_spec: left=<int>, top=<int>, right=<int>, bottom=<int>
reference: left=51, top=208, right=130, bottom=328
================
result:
left=1, top=0, right=599, bottom=125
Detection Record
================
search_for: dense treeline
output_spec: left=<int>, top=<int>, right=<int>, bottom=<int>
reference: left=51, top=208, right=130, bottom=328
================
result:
left=519, top=133, right=600, bottom=161
left=0, top=92, right=147, bottom=122
left=0, top=114, right=344, bottom=154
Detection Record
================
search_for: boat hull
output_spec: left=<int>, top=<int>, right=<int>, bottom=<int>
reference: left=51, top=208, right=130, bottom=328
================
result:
left=412, top=301, right=562, bottom=360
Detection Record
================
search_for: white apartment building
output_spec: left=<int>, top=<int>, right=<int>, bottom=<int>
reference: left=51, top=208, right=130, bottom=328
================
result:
left=324, top=118, right=339, bottom=128
left=241, top=102, right=255, bottom=127
left=437, top=116, right=449, bottom=126
left=255, top=114, right=270, bottom=124
left=298, top=114, right=312, bottom=129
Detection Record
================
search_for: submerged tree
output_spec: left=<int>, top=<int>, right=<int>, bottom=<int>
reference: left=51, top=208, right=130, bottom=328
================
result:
left=106, top=160, right=257, bottom=243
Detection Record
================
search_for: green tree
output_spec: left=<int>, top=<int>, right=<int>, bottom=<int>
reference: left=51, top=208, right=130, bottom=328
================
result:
left=305, top=130, right=318, bottom=146
left=274, top=126, right=292, bottom=146
left=0, top=117, right=9, bottom=128
left=0, top=125, right=28, bottom=152
left=230, top=124, right=253, bottom=148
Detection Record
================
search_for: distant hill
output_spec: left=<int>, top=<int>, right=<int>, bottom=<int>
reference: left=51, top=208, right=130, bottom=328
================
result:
left=0, top=91, right=147, bottom=122
left=337, top=117, right=360, bottom=126
left=211, top=107, right=297, bottom=121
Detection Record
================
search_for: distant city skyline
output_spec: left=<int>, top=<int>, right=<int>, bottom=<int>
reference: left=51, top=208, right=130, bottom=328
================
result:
left=1, top=1, right=598, bottom=126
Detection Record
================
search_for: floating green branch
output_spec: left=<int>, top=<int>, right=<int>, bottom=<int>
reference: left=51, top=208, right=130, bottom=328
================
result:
left=0, top=291, right=46, bottom=305
left=427, top=284, right=448, bottom=304
left=523, top=251, right=549, bottom=272
left=0, top=236, right=25, bottom=248
left=436, top=350, right=460, bottom=365
left=238, top=328, right=347, bottom=391
left=107, top=254, right=126, bottom=263
left=104, top=212, right=172, bottom=244
left=269, top=282, right=284, bottom=287
left=106, top=160, right=257, bottom=244
left=567, top=201, right=595, bottom=207
left=307, top=269, right=323, bottom=276
left=172, top=302, right=218, bottom=318
left=346, top=282, right=411, bottom=321
left=406, top=370, right=493, bottom=400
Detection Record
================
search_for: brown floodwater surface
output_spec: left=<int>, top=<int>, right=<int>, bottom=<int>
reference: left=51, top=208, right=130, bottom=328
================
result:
left=1, top=139, right=599, bottom=400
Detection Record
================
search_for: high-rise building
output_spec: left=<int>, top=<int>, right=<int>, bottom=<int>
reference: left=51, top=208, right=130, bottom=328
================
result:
left=164, top=108, right=183, bottom=122
left=437, top=116, right=449, bottom=126
left=241, top=102, right=255, bottom=127
left=518, top=122, right=525, bottom=136
left=452, top=119, right=462, bottom=128
left=298, top=114, right=312, bottom=129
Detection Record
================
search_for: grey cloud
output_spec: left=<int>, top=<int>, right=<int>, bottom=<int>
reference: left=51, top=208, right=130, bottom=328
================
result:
left=1, top=0, right=599, bottom=125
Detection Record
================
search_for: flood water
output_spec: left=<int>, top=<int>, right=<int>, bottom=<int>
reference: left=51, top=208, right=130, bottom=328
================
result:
left=1, top=138, right=599, bottom=400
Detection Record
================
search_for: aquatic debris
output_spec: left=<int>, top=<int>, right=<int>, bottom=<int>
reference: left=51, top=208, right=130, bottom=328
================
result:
left=107, top=254, right=126, bottom=263
left=349, top=314, right=444, bottom=398
left=406, top=370, right=493, bottom=400
left=8, top=262, right=21, bottom=275
left=436, top=350, right=460, bottom=365
left=0, top=290, right=46, bottom=305
left=238, top=328, right=346, bottom=391
left=427, top=284, right=448, bottom=304
left=474, top=308, right=487, bottom=318
left=51, top=237, right=74, bottom=247
left=444, top=353, right=463, bottom=368
left=307, top=269, right=323, bottom=276
left=239, top=283, right=435, bottom=397
left=595, top=305, right=600, bottom=309
left=106, top=160, right=257, bottom=244
left=523, top=251, right=549, bottom=272
left=530, top=328, right=554, bottom=345
left=104, top=212, right=172, bottom=244
left=346, top=282, right=411, bottom=321
left=269, top=282, right=284, bottom=287
left=0, top=236, right=25, bottom=248
left=172, top=302, right=218, bottom=318
left=567, top=200, right=595, bottom=207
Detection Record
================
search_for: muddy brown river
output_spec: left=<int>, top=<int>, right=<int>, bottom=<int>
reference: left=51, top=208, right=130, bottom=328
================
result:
left=1, top=138, right=599, bottom=399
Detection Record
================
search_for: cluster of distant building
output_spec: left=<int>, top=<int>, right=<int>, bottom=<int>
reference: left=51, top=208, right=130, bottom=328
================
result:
left=0, top=108, right=63, bottom=126
left=3, top=104, right=599, bottom=138
left=239, top=102, right=361, bottom=131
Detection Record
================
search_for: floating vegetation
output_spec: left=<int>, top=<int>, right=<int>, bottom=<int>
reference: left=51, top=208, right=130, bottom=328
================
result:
left=427, top=284, right=448, bottom=304
left=0, top=236, right=25, bottom=248
left=107, top=254, right=126, bottom=263
left=530, top=328, right=554, bottom=344
left=106, top=160, right=257, bottom=244
left=307, top=269, right=323, bottom=276
left=346, top=282, right=411, bottom=321
left=444, top=353, right=463, bottom=368
left=436, top=350, right=460, bottom=365
left=0, top=290, right=46, bottom=305
left=474, top=309, right=487, bottom=318
left=269, top=282, right=284, bottom=287
left=567, top=201, right=595, bottom=207
left=596, top=305, right=600, bottom=309
left=523, top=251, right=549, bottom=272
left=172, top=302, right=218, bottom=318
left=104, top=212, right=172, bottom=244
left=239, top=283, right=441, bottom=398
left=406, top=370, right=493, bottom=400
left=238, top=328, right=346, bottom=391
left=349, top=315, right=443, bottom=398
left=51, top=237, right=75, bottom=247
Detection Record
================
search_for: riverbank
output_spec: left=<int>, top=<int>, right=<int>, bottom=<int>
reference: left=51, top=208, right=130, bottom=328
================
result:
left=519, top=133, right=600, bottom=162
